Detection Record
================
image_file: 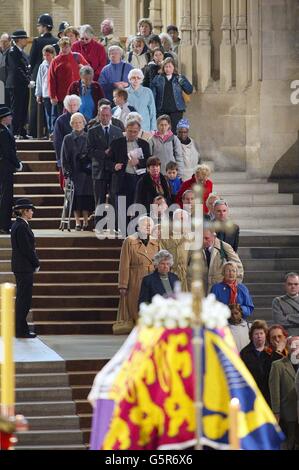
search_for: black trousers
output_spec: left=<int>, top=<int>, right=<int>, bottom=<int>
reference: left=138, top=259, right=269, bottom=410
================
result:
left=0, top=169, right=13, bottom=231
left=15, top=272, right=33, bottom=336
left=10, top=86, right=29, bottom=137
left=93, top=179, right=110, bottom=227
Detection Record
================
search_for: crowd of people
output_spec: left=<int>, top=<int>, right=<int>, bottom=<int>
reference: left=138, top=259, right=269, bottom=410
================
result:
left=0, top=13, right=299, bottom=450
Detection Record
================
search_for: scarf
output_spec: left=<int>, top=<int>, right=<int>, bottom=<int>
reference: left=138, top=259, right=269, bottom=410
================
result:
left=224, top=280, right=238, bottom=304
left=150, top=174, right=164, bottom=194
left=153, top=129, right=173, bottom=143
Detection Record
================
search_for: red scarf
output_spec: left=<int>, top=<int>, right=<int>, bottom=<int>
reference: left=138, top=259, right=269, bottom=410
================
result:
left=224, top=280, right=238, bottom=304
left=153, top=130, right=173, bottom=142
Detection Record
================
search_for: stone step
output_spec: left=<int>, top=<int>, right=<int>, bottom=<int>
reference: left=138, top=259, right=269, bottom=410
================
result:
left=35, top=321, right=114, bottom=335
left=15, top=361, right=66, bottom=374
left=1, top=259, right=119, bottom=272
left=252, top=295, right=276, bottom=308
left=0, top=271, right=119, bottom=283
left=16, top=430, right=84, bottom=446
left=225, top=193, right=293, bottom=206
left=246, top=283, right=283, bottom=295
left=32, top=308, right=117, bottom=322
left=71, top=385, right=91, bottom=400
left=22, top=161, right=57, bottom=172
left=75, top=400, right=93, bottom=415
left=242, top=258, right=299, bottom=270
left=16, top=444, right=87, bottom=450
left=31, top=295, right=118, bottom=309
left=231, top=206, right=299, bottom=217
left=238, top=247, right=299, bottom=258
left=15, top=401, right=76, bottom=416
left=239, top=236, right=299, bottom=247
left=212, top=172, right=251, bottom=182
left=16, top=387, right=73, bottom=402
left=18, top=150, right=55, bottom=161
left=237, top=217, right=299, bottom=229
left=16, top=373, right=69, bottom=388
left=26, top=415, right=80, bottom=430
left=244, top=271, right=287, bottom=282
left=15, top=194, right=64, bottom=206
left=16, top=140, right=54, bottom=150
left=15, top=172, right=58, bottom=184
left=32, top=284, right=118, bottom=296
left=251, top=308, right=272, bottom=321
left=79, top=414, right=93, bottom=429
left=15, top=183, right=61, bottom=195
left=214, top=182, right=279, bottom=194
left=66, top=359, right=107, bottom=372
left=68, top=371, right=98, bottom=386
left=0, top=247, right=121, bottom=260
left=0, top=235, right=121, bottom=248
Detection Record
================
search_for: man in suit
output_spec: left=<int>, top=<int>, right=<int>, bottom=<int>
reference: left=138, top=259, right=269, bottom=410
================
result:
left=29, top=14, right=58, bottom=137
left=11, top=198, right=40, bottom=338
left=109, top=118, right=151, bottom=233
left=269, top=336, right=299, bottom=450
left=0, top=106, right=22, bottom=234
left=139, top=250, right=179, bottom=305
left=6, top=30, right=34, bottom=138
left=214, top=200, right=240, bottom=252
left=272, top=272, right=299, bottom=335
left=87, top=104, right=123, bottom=227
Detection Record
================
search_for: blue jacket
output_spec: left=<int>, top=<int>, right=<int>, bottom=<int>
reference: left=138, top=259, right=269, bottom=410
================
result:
left=151, top=74, right=193, bottom=113
left=210, top=282, right=254, bottom=318
left=126, top=85, right=156, bottom=131
left=99, top=61, right=133, bottom=102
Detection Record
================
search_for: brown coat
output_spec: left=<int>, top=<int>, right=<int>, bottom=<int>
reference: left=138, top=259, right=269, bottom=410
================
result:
left=118, top=233, right=159, bottom=321
left=160, top=234, right=193, bottom=292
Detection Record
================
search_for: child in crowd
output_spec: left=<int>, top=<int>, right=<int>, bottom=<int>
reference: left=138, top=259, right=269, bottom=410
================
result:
left=127, top=37, right=148, bottom=70
left=112, top=89, right=136, bottom=125
left=166, top=161, right=182, bottom=203
left=35, top=45, right=57, bottom=135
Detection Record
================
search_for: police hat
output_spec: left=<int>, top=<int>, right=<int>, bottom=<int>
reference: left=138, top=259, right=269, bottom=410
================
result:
left=37, top=13, right=53, bottom=29
left=0, top=107, right=12, bottom=119
left=11, top=30, right=29, bottom=39
left=58, top=21, right=70, bottom=37
left=13, top=198, right=35, bottom=211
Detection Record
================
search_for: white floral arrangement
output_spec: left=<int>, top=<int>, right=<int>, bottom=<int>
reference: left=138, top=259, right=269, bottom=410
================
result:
left=139, top=293, right=231, bottom=330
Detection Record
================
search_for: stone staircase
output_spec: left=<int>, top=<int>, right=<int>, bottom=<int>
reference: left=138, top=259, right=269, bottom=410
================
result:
left=14, top=361, right=86, bottom=450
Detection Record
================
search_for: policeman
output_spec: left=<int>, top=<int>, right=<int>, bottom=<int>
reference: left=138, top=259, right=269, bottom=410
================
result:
left=11, top=198, right=40, bottom=338
left=29, top=14, right=58, bottom=137
left=0, top=106, right=22, bottom=234
left=6, top=30, right=34, bottom=139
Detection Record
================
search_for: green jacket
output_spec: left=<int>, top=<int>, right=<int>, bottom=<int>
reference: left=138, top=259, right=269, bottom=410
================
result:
left=269, top=357, right=298, bottom=422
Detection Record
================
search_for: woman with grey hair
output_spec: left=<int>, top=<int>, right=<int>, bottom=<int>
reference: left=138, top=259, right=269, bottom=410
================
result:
left=71, top=24, right=106, bottom=81
left=99, top=45, right=133, bottom=102
left=139, top=249, right=179, bottom=305
left=68, top=65, right=104, bottom=121
left=127, top=68, right=156, bottom=131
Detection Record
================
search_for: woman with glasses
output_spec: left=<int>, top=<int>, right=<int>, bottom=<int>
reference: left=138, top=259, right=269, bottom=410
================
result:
left=71, top=24, right=106, bottom=81
left=127, top=68, right=156, bottom=132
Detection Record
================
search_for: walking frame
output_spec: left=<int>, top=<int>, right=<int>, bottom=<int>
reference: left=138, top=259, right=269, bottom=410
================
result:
left=59, top=178, right=74, bottom=232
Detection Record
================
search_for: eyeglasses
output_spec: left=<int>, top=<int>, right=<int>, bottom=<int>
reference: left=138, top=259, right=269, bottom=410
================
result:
left=80, top=37, right=90, bottom=41
left=130, top=76, right=142, bottom=80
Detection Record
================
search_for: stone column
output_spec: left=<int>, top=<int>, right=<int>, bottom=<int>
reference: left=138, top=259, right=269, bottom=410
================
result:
left=236, top=0, right=248, bottom=91
left=125, top=0, right=138, bottom=36
left=149, top=0, right=163, bottom=34
left=162, top=0, right=176, bottom=31
left=220, top=0, right=233, bottom=91
left=23, top=0, right=33, bottom=37
left=73, top=0, right=84, bottom=27
left=178, top=0, right=193, bottom=80
left=196, top=0, right=212, bottom=92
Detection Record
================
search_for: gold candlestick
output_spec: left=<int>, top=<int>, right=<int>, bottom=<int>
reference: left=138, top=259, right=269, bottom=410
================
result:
left=1, top=283, right=15, bottom=418
left=229, top=398, right=240, bottom=450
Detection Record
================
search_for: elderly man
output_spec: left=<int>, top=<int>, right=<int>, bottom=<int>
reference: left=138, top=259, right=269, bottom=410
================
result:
left=269, top=336, right=299, bottom=450
left=200, top=228, right=243, bottom=294
left=87, top=104, right=123, bottom=226
left=214, top=199, right=240, bottom=252
left=99, top=46, right=133, bottom=102
left=99, top=19, right=122, bottom=52
left=139, top=250, right=179, bottom=305
left=272, top=272, right=299, bottom=335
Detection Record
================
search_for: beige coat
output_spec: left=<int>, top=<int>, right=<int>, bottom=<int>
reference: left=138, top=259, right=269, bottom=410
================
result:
left=160, top=234, right=193, bottom=292
left=118, top=234, right=159, bottom=321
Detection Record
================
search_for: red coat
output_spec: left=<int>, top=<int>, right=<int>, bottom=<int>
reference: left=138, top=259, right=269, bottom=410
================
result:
left=67, top=80, right=104, bottom=117
left=72, top=39, right=106, bottom=81
left=48, top=52, right=88, bottom=102
left=176, top=175, right=213, bottom=214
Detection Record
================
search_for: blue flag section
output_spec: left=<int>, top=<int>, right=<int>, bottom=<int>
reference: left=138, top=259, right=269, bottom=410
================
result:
left=201, top=328, right=285, bottom=450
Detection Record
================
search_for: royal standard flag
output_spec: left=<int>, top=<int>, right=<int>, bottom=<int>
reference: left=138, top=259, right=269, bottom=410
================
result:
left=202, top=328, right=285, bottom=450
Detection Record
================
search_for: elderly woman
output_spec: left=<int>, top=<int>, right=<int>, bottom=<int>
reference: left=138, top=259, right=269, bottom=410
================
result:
left=61, top=112, right=94, bottom=231
left=135, top=156, right=172, bottom=215
left=176, top=164, right=213, bottom=214
left=99, top=46, right=133, bottom=102
left=139, top=250, right=179, bottom=305
left=68, top=65, right=104, bottom=121
left=64, top=26, right=80, bottom=45
left=117, top=216, right=159, bottom=324
left=71, top=24, right=106, bottom=81
left=211, top=261, right=254, bottom=351
left=205, top=192, right=221, bottom=221
left=149, top=114, right=183, bottom=177
left=240, top=320, right=272, bottom=404
left=159, top=33, right=178, bottom=62
left=176, top=118, right=201, bottom=181
left=127, top=68, right=156, bottom=132
left=127, top=36, right=149, bottom=70
left=48, top=37, right=88, bottom=115
left=53, top=94, right=81, bottom=188
left=151, top=57, right=193, bottom=133
left=160, top=209, right=193, bottom=292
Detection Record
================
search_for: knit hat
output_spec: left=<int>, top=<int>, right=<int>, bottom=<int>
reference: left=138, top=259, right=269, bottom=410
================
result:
left=177, top=118, right=190, bottom=129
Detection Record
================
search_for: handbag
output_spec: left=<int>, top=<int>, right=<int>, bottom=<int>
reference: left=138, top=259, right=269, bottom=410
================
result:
left=182, top=90, right=191, bottom=104
left=79, top=154, right=92, bottom=175
left=112, top=293, right=135, bottom=335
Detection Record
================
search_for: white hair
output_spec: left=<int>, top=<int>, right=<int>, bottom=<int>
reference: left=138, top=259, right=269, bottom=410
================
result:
left=79, top=24, right=94, bottom=38
left=159, top=32, right=173, bottom=47
left=101, top=18, right=114, bottom=29
left=125, top=111, right=143, bottom=126
left=138, top=215, right=154, bottom=229
left=70, top=112, right=86, bottom=126
left=128, top=68, right=144, bottom=81
left=108, top=45, right=123, bottom=57
left=153, top=250, right=174, bottom=268
left=79, top=65, right=94, bottom=78
left=63, top=94, right=81, bottom=112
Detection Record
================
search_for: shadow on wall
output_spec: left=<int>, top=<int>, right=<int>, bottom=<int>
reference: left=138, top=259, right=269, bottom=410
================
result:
left=269, top=130, right=299, bottom=181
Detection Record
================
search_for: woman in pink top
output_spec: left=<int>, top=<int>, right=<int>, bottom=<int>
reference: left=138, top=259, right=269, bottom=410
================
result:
left=72, top=25, right=106, bottom=81
left=48, top=37, right=88, bottom=115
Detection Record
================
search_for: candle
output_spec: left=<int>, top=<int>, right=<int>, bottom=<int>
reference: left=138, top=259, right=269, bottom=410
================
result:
left=229, top=397, right=240, bottom=450
left=1, top=283, right=15, bottom=417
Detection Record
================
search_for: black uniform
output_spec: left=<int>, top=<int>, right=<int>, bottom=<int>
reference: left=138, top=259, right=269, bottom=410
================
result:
left=0, top=124, right=21, bottom=231
left=29, top=33, right=58, bottom=137
left=6, top=45, right=31, bottom=137
left=11, top=217, right=40, bottom=336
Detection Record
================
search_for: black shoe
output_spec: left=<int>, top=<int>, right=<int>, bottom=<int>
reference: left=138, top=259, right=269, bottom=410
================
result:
left=75, top=224, right=81, bottom=231
left=16, top=332, right=37, bottom=339
left=82, top=224, right=89, bottom=231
